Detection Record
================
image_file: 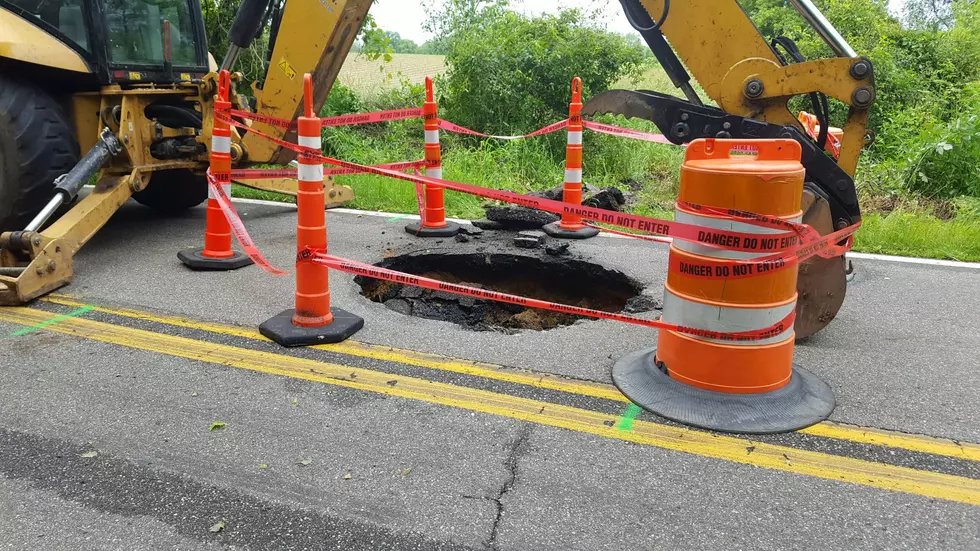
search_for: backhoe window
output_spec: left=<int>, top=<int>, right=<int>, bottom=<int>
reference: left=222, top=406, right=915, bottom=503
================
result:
left=104, top=0, right=199, bottom=66
left=5, top=0, right=91, bottom=51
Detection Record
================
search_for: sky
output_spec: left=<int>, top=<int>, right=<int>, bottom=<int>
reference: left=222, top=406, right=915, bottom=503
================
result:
left=371, top=0, right=908, bottom=45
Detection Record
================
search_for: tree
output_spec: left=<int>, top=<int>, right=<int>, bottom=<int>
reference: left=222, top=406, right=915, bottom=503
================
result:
left=904, top=0, right=959, bottom=30
left=381, top=32, right=420, bottom=54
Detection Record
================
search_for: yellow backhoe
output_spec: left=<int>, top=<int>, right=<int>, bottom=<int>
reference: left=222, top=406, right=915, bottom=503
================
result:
left=0, top=0, right=372, bottom=305
left=0, top=0, right=872, bottom=339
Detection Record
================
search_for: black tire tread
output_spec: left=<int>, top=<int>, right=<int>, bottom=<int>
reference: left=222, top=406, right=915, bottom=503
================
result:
left=133, top=169, right=208, bottom=212
left=0, top=74, right=80, bottom=231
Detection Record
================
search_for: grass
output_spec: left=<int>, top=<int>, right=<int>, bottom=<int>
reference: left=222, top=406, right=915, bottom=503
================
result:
left=852, top=212, right=980, bottom=261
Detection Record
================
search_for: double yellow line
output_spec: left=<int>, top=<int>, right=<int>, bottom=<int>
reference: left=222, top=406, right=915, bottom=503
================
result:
left=1, top=302, right=978, bottom=506
left=43, top=295, right=980, bottom=462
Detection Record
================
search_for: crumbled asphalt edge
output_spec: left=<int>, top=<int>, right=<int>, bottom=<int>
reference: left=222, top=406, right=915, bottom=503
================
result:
left=22, top=302, right=980, bottom=480
left=0, top=428, right=479, bottom=551
left=481, top=184, right=634, bottom=231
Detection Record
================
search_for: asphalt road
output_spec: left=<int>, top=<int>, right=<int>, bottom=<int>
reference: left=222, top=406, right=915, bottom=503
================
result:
left=1, top=199, right=977, bottom=550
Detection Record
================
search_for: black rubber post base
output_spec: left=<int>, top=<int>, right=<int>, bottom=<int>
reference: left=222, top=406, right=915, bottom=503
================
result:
left=612, top=347, right=835, bottom=434
left=259, top=308, right=364, bottom=347
left=542, top=221, right=599, bottom=239
left=178, top=248, right=253, bottom=271
left=404, top=220, right=462, bottom=237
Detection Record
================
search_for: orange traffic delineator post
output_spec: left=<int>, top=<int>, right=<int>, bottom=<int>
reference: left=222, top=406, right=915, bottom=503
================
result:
left=259, top=74, right=364, bottom=347
left=406, top=76, right=461, bottom=238
left=611, top=139, right=835, bottom=434
left=179, top=70, right=254, bottom=271
left=543, top=77, right=598, bottom=240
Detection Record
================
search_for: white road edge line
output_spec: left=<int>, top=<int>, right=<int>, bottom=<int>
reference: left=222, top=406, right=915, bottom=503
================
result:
left=230, top=197, right=980, bottom=268
left=845, top=252, right=980, bottom=269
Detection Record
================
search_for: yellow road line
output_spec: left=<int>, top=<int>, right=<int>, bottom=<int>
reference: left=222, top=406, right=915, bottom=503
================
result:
left=3, top=306, right=979, bottom=506
left=42, top=295, right=980, bottom=462
left=44, top=296, right=623, bottom=401
left=800, top=422, right=980, bottom=462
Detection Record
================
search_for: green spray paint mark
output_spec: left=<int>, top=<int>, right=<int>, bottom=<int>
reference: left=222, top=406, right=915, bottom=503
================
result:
left=11, top=305, right=95, bottom=337
left=387, top=214, right=411, bottom=222
left=617, top=403, right=642, bottom=432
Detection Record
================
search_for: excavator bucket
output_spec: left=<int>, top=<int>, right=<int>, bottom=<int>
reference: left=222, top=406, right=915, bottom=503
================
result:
left=795, top=189, right=848, bottom=339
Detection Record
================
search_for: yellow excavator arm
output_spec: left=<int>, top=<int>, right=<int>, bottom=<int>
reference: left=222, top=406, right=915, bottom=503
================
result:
left=229, top=0, right=374, bottom=166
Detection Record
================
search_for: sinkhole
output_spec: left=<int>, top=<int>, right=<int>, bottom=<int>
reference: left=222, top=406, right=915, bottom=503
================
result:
left=355, top=252, right=656, bottom=331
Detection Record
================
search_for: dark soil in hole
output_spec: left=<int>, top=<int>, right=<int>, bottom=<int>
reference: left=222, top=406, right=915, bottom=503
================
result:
left=356, top=252, right=652, bottom=331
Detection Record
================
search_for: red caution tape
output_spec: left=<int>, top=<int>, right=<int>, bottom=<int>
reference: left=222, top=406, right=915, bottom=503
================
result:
left=322, top=108, right=423, bottom=127
left=228, top=109, right=294, bottom=128
left=322, top=160, right=428, bottom=177
left=582, top=121, right=676, bottom=145
left=215, top=111, right=859, bottom=266
left=207, top=170, right=290, bottom=276
left=314, top=253, right=795, bottom=342
left=438, top=119, right=569, bottom=139
left=230, top=168, right=298, bottom=180
left=230, top=161, right=427, bottom=181
left=228, top=107, right=424, bottom=130
left=584, top=222, right=673, bottom=244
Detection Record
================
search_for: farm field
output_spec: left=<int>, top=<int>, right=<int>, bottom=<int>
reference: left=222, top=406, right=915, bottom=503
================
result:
left=337, top=53, right=447, bottom=96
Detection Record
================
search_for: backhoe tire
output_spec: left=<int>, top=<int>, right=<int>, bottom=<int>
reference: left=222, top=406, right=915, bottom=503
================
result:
left=133, top=169, right=208, bottom=212
left=0, top=75, right=80, bottom=232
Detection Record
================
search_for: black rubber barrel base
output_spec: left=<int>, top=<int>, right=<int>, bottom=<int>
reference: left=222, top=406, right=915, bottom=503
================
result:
left=178, top=248, right=253, bottom=271
left=542, top=221, right=599, bottom=239
left=612, top=347, right=835, bottom=434
left=259, top=308, right=364, bottom=348
left=405, top=220, right=461, bottom=237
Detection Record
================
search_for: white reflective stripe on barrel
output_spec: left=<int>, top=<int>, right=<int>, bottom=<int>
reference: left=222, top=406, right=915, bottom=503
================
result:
left=673, top=208, right=803, bottom=260
left=564, top=168, right=583, bottom=183
left=567, top=131, right=582, bottom=145
left=211, top=135, right=231, bottom=154
left=297, top=162, right=324, bottom=182
left=426, top=167, right=442, bottom=180
left=661, top=286, right=796, bottom=345
left=208, top=183, right=232, bottom=200
left=298, top=135, right=320, bottom=149
left=425, top=129, right=440, bottom=144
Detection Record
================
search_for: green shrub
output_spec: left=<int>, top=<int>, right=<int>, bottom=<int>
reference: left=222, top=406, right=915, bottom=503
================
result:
left=902, top=111, right=980, bottom=198
left=434, top=2, right=646, bottom=133
left=321, top=82, right=363, bottom=118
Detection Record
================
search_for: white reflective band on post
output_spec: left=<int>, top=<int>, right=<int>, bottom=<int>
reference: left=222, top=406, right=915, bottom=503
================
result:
left=567, top=131, right=583, bottom=145
left=209, top=183, right=232, bottom=199
left=426, top=167, right=442, bottom=180
left=661, top=286, right=796, bottom=345
left=211, top=135, right=231, bottom=154
left=425, top=129, right=440, bottom=144
left=298, top=135, right=321, bottom=149
left=297, top=162, right=324, bottom=182
left=564, top=168, right=583, bottom=183
left=672, top=208, right=803, bottom=260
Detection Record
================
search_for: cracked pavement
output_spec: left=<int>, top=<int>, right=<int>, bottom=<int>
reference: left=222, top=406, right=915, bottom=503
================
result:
left=0, top=200, right=978, bottom=549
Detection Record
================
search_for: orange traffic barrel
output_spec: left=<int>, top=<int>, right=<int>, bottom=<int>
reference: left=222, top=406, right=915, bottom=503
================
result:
left=612, top=139, right=835, bottom=433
